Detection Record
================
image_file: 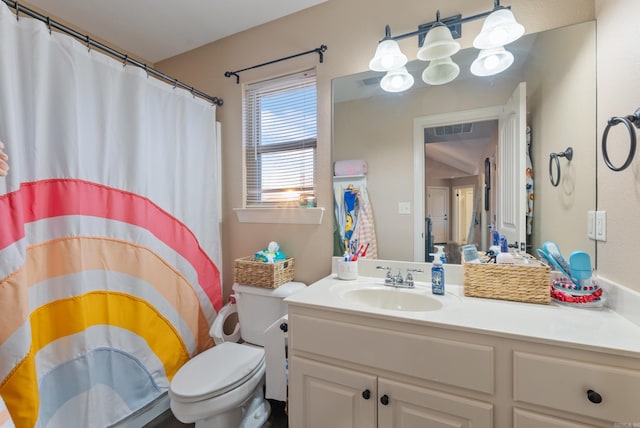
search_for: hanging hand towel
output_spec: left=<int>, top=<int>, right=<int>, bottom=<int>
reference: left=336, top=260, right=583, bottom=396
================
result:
left=334, top=160, right=367, bottom=176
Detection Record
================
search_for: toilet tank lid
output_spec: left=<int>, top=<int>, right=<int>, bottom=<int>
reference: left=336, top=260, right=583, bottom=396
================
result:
left=232, top=281, right=306, bottom=298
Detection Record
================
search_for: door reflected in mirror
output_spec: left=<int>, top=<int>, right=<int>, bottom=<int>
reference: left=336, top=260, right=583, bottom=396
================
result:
left=332, top=21, right=596, bottom=264
left=425, top=119, right=497, bottom=259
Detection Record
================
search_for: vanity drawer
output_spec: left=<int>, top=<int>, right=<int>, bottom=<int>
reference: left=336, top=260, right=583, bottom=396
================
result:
left=513, top=408, right=601, bottom=428
left=290, top=313, right=494, bottom=394
left=513, top=351, right=640, bottom=422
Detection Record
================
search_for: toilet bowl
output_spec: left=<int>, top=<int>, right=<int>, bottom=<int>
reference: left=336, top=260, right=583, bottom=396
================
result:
left=169, top=282, right=305, bottom=428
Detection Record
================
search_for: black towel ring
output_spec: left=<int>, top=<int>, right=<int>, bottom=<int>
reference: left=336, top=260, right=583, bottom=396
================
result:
left=549, top=147, right=573, bottom=187
left=602, top=108, right=640, bottom=172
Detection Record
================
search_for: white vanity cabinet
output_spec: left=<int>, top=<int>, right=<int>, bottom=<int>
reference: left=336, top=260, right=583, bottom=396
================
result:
left=287, top=303, right=640, bottom=428
left=287, top=307, right=494, bottom=428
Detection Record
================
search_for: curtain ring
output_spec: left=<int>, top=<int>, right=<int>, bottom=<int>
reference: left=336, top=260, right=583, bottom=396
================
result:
left=602, top=116, right=637, bottom=172
left=122, top=54, right=128, bottom=67
left=15, top=1, right=19, bottom=21
left=548, top=147, right=572, bottom=187
left=86, top=36, right=91, bottom=52
left=46, top=17, right=52, bottom=35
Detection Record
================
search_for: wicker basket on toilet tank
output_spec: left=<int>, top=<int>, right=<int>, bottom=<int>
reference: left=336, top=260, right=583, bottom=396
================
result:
left=234, top=256, right=295, bottom=288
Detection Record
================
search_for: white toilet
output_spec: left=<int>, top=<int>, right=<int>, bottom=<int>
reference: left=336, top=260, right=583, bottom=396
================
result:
left=169, top=281, right=305, bottom=428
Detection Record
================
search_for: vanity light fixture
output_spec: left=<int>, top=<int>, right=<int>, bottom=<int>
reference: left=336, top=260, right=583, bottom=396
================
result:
left=417, top=21, right=460, bottom=85
left=368, top=26, right=408, bottom=72
left=416, top=22, right=460, bottom=61
left=380, top=66, right=415, bottom=92
left=470, top=46, right=514, bottom=77
left=369, top=0, right=524, bottom=92
left=473, top=8, right=525, bottom=50
left=422, top=57, right=460, bottom=85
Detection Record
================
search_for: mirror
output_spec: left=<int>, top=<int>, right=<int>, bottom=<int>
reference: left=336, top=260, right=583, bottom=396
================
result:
left=332, top=21, right=596, bottom=264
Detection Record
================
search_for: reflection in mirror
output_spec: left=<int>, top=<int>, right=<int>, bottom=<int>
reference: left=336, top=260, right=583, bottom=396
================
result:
left=332, top=21, right=596, bottom=264
left=424, top=119, right=498, bottom=261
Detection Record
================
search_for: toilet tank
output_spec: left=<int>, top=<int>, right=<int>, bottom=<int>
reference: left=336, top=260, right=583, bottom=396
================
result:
left=232, top=281, right=306, bottom=346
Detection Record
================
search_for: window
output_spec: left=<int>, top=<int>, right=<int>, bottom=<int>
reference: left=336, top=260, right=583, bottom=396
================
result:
left=244, top=70, right=317, bottom=208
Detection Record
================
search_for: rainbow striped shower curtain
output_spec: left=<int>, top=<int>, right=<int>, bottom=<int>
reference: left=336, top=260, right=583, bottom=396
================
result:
left=0, top=3, right=222, bottom=427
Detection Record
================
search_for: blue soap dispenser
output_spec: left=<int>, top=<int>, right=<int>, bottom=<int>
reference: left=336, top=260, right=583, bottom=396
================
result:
left=430, top=253, right=445, bottom=295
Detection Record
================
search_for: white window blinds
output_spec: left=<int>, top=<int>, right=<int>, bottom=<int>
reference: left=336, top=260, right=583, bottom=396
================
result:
left=244, top=70, right=317, bottom=207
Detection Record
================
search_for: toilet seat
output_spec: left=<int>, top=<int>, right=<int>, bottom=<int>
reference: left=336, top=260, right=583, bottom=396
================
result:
left=170, top=342, right=265, bottom=403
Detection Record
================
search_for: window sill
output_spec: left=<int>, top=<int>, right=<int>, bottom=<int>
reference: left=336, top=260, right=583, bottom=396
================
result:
left=234, top=207, right=325, bottom=224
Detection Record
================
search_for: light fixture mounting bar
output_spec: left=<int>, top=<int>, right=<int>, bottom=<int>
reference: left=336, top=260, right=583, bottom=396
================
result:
left=381, top=2, right=513, bottom=47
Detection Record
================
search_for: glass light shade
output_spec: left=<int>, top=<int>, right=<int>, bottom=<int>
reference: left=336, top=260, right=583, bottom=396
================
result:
left=421, top=57, right=460, bottom=85
left=369, top=39, right=408, bottom=72
left=473, top=8, right=525, bottom=49
left=470, top=47, right=514, bottom=76
left=380, top=67, right=414, bottom=92
left=416, top=24, right=461, bottom=61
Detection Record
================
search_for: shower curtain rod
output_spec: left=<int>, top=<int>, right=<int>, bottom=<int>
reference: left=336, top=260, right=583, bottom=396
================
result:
left=2, top=0, right=223, bottom=106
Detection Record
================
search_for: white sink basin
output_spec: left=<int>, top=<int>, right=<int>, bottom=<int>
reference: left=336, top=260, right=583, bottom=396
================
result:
left=341, top=287, right=443, bottom=312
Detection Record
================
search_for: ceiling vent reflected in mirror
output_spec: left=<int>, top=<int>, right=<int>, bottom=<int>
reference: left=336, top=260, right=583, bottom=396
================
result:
left=362, top=76, right=382, bottom=86
left=434, top=123, right=473, bottom=137
left=425, top=119, right=496, bottom=144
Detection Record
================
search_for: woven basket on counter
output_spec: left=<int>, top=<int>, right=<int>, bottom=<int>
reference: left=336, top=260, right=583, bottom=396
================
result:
left=234, top=256, right=295, bottom=288
left=463, top=261, right=551, bottom=305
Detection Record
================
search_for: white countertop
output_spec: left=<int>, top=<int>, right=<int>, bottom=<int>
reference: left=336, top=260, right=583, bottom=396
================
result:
left=286, top=266, right=640, bottom=357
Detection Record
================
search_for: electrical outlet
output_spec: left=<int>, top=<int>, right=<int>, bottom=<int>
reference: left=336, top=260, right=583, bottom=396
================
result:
left=595, top=210, right=607, bottom=241
left=398, top=202, right=411, bottom=214
left=587, top=211, right=596, bottom=240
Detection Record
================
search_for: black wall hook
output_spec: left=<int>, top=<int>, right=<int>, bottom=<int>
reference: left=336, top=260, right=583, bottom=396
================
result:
left=602, top=107, right=640, bottom=172
left=549, top=147, right=573, bottom=187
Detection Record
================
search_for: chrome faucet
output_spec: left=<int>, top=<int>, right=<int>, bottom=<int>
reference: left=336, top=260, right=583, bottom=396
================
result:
left=376, top=266, right=424, bottom=288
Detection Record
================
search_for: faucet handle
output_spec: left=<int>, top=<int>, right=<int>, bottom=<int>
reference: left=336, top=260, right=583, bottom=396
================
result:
left=376, top=266, right=394, bottom=284
left=405, top=268, right=424, bottom=287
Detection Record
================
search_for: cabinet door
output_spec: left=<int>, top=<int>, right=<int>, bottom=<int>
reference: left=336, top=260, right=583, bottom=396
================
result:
left=289, top=356, right=377, bottom=428
left=377, top=378, right=493, bottom=428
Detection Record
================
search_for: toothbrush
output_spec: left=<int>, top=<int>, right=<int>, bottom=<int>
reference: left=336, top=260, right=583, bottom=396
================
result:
left=351, top=244, right=365, bottom=261
left=360, top=243, right=370, bottom=258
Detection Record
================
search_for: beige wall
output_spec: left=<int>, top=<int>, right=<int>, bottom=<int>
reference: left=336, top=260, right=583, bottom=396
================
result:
left=595, top=0, right=640, bottom=290
left=154, top=0, right=595, bottom=297
left=525, top=21, right=597, bottom=262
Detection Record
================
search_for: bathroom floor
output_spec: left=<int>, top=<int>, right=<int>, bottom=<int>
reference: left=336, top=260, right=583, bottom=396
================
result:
left=144, top=399, right=288, bottom=428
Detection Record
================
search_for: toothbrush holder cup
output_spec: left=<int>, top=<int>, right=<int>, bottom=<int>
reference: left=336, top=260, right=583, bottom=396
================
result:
left=337, top=260, right=358, bottom=280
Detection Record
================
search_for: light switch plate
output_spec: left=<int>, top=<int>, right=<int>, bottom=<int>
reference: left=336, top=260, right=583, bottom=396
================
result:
left=595, top=210, right=607, bottom=241
left=398, top=202, right=411, bottom=214
left=587, top=211, right=596, bottom=239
